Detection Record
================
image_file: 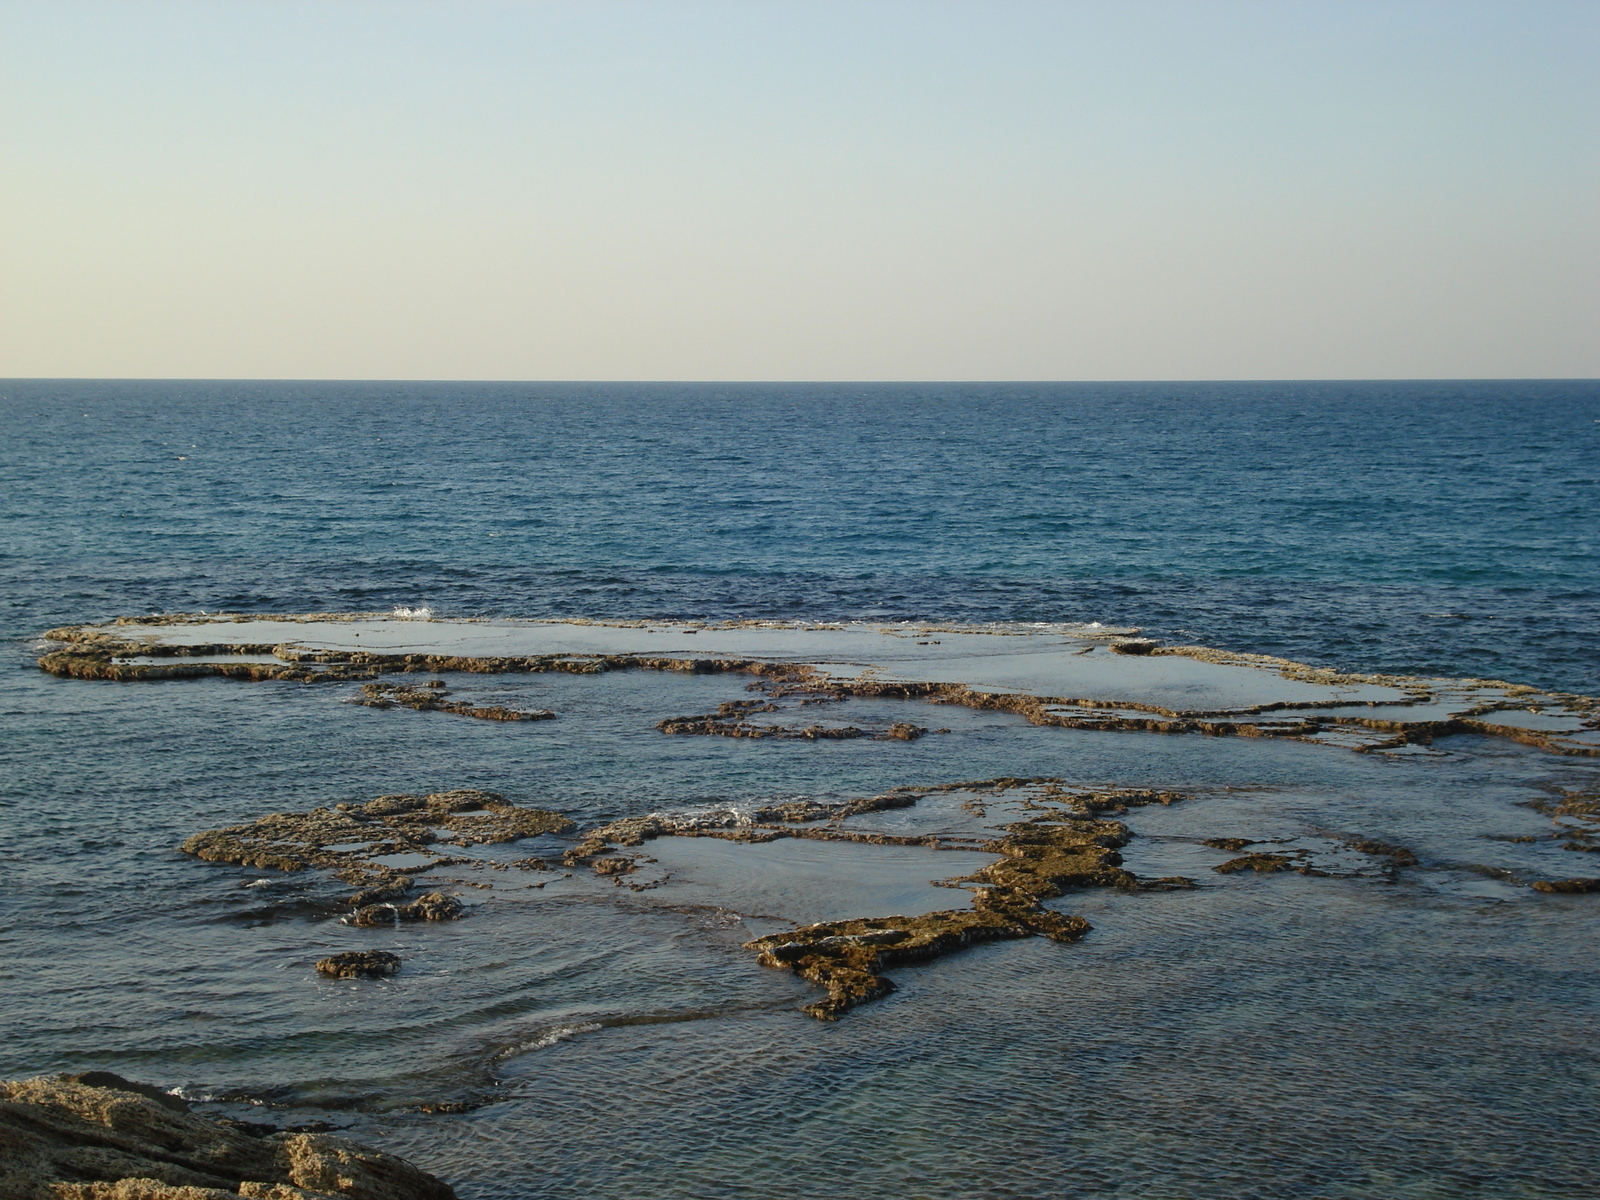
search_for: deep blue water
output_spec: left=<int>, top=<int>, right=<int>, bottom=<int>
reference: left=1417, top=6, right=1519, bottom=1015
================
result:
left=3, top=379, right=1597, bottom=690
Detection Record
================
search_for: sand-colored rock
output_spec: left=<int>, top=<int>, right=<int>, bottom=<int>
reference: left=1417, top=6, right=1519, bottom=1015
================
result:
left=0, top=1075, right=454, bottom=1200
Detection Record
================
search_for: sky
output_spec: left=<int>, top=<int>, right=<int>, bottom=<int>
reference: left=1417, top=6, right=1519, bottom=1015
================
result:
left=0, top=0, right=1595, bottom=381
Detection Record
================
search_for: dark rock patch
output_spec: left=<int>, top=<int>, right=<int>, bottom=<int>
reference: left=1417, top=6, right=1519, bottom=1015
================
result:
left=348, top=892, right=464, bottom=927
left=316, top=950, right=401, bottom=979
left=357, top=682, right=554, bottom=722
left=1530, top=877, right=1600, bottom=894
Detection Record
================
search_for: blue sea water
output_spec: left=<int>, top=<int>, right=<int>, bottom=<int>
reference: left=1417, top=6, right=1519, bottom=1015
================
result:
left=2, top=379, right=1597, bottom=689
left=2, top=379, right=1598, bottom=1200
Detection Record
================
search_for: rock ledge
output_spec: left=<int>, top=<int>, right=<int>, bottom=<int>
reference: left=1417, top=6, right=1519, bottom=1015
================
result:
left=0, top=1074, right=456, bottom=1199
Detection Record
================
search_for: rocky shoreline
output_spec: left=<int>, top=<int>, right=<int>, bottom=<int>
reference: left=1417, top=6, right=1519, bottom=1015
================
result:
left=0, top=1074, right=455, bottom=1199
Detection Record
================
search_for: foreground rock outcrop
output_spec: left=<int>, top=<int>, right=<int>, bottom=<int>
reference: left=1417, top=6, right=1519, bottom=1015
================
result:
left=314, top=951, right=400, bottom=979
left=0, top=1074, right=455, bottom=1199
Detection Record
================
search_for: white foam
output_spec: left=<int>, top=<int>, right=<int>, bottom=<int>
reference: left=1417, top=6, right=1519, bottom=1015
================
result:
left=499, top=1022, right=603, bottom=1058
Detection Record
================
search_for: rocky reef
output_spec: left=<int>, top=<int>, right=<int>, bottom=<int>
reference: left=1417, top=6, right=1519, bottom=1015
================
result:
left=355, top=682, right=554, bottom=722
left=0, top=1073, right=455, bottom=1199
left=347, top=893, right=464, bottom=927
left=181, top=789, right=573, bottom=939
left=739, top=785, right=1193, bottom=1019
left=183, top=790, right=571, bottom=877
left=1529, top=877, right=1600, bottom=894
left=554, top=779, right=1193, bottom=1018
left=1516, top=785, right=1600, bottom=893
left=174, top=768, right=1595, bottom=1023
left=34, top=616, right=1600, bottom=756
left=745, top=903, right=1091, bottom=1020
left=1212, top=851, right=1305, bottom=875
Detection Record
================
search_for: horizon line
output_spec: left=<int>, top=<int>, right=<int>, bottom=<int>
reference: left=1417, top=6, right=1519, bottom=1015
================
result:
left=4, top=376, right=1598, bottom=386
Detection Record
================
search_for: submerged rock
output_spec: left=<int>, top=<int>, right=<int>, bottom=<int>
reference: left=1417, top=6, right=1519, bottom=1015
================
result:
left=0, top=1074, right=456, bottom=1199
left=1212, top=852, right=1301, bottom=874
left=1342, top=837, right=1419, bottom=866
left=1202, top=837, right=1259, bottom=851
left=315, top=951, right=401, bottom=979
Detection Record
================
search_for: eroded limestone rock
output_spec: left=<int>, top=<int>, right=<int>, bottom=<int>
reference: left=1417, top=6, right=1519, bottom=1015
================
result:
left=746, top=907, right=1085, bottom=1020
left=35, top=616, right=1600, bottom=757
left=181, top=792, right=574, bottom=877
left=740, top=783, right=1192, bottom=1019
left=0, top=1075, right=455, bottom=1200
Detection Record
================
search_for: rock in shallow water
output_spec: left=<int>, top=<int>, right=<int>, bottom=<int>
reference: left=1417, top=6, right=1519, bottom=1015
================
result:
left=346, top=892, right=463, bottom=927
left=315, top=951, right=401, bottom=979
left=0, top=1074, right=456, bottom=1199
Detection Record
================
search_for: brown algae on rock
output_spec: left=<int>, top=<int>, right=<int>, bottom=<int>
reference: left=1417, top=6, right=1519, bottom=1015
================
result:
left=744, top=904, right=1091, bottom=1020
left=182, top=790, right=574, bottom=875
left=0, top=1073, right=456, bottom=1199
left=182, top=789, right=574, bottom=933
left=555, top=779, right=1192, bottom=1018
left=315, top=950, right=401, bottom=978
left=1529, top=877, right=1600, bottom=893
left=348, top=891, right=465, bottom=926
left=736, top=784, right=1196, bottom=1019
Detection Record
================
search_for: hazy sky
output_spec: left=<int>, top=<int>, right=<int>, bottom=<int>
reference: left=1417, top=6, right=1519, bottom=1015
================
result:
left=1, top=0, right=1595, bottom=380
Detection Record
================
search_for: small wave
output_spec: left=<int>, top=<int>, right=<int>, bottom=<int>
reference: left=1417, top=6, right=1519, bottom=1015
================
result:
left=172, top=1086, right=232, bottom=1104
left=391, top=606, right=435, bottom=620
left=497, top=1022, right=602, bottom=1059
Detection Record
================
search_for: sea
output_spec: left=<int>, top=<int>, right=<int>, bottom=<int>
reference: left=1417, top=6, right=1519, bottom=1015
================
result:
left=2, top=379, right=1597, bottom=1199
